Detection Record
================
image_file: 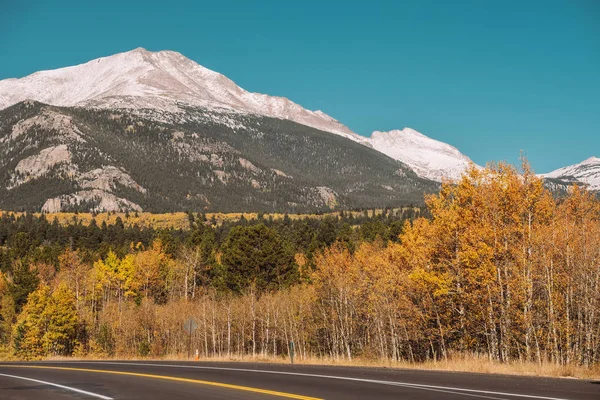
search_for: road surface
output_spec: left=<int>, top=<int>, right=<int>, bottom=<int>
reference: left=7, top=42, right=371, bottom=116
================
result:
left=0, top=361, right=598, bottom=399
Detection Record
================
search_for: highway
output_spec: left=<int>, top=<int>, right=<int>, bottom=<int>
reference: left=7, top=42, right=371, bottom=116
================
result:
left=0, top=361, right=598, bottom=399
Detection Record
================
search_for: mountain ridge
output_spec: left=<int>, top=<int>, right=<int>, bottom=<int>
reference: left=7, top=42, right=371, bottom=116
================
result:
left=0, top=47, right=363, bottom=141
left=0, top=48, right=473, bottom=182
left=0, top=99, right=437, bottom=212
left=539, top=156, right=600, bottom=191
left=0, top=48, right=595, bottom=198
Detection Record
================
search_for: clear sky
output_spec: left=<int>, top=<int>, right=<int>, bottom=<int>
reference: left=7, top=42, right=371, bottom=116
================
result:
left=1, top=0, right=598, bottom=173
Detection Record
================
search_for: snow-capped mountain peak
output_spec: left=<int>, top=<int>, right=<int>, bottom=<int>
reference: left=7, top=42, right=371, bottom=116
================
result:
left=0, top=47, right=358, bottom=138
left=581, top=156, right=600, bottom=165
left=540, top=157, right=600, bottom=191
left=367, top=128, right=478, bottom=182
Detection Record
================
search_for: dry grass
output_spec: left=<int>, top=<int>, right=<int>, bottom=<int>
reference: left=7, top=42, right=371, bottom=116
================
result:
left=0, top=208, right=420, bottom=230
left=41, top=353, right=600, bottom=380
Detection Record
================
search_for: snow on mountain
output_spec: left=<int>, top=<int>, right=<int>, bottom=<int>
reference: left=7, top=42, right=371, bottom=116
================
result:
left=4, top=48, right=597, bottom=191
left=0, top=47, right=360, bottom=139
left=0, top=48, right=481, bottom=183
left=367, top=128, right=479, bottom=182
left=539, top=157, right=600, bottom=191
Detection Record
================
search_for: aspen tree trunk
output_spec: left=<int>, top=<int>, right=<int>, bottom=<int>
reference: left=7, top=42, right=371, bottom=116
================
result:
left=338, top=289, right=352, bottom=361
left=227, top=303, right=231, bottom=357
left=263, top=306, right=270, bottom=357
left=375, top=312, right=385, bottom=360
left=487, top=286, right=500, bottom=361
left=496, top=256, right=508, bottom=362
left=454, top=233, right=467, bottom=352
left=211, top=301, right=216, bottom=356
left=431, top=297, right=447, bottom=361
left=203, top=298, right=208, bottom=356
left=386, top=304, right=398, bottom=361
left=565, top=287, right=572, bottom=364
left=184, top=264, right=189, bottom=301
left=545, top=260, right=560, bottom=363
left=192, top=269, right=196, bottom=299
left=251, top=291, right=257, bottom=357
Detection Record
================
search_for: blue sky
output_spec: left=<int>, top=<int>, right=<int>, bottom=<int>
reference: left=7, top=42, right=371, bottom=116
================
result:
left=1, top=0, right=598, bottom=173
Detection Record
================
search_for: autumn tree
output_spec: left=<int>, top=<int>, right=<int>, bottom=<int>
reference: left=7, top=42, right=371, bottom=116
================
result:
left=12, top=284, right=79, bottom=359
left=57, top=249, right=89, bottom=312
left=13, top=285, right=51, bottom=359
left=43, top=283, right=79, bottom=356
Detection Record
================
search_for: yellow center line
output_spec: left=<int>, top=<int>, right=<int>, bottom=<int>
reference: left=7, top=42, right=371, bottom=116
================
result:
left=0, top=365, right=323, bottom=400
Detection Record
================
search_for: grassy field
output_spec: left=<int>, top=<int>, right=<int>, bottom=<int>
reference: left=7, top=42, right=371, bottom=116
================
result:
left=0, top=208, right=415, bottom=230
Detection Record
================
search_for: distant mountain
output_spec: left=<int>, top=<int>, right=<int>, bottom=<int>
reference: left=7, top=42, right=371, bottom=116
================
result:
left=539, top=157, right=600, bottom=192
left=366, top=128, right=479, bottom=182
left=0, top=47, right=367, bottom=142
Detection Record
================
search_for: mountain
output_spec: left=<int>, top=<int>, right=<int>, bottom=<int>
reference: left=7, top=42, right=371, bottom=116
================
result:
left=0, top=47, right=478, bottom=189
left=0, top=99, right=437, bottom=213
left=0, top=48, right=446, bottom=212
left=2, top=47, right=594, bottom=213
left=0, top=47, right=367, bottom=142
left=539, top=157, right=600, bottom=192
left=366, top=128, right=479, bottom=182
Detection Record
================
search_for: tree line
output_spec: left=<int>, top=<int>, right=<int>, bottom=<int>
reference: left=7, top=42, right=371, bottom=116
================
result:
left=0, top=205, right=419, bottom=358
left=1, top=163, right=599, bottom=367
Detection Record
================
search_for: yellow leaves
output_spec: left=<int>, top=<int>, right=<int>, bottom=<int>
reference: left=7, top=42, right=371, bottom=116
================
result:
left=408, top=267, right=451, bottom=297
left=93, top=251, right=141, bottom=301
left=312, top=244, right=358, bottom=308
left=294, top=253, right=310, bottom=280
left=459, top=240, right=493, bottom=272
left=120, top=255, right=137, bottom=299
left=12, top=284, right=51, bottom=360
left=0, top=272, right=6, bottom=295
left=398, top=160, right=566, bottom=346
left=397, top=218, right=432, bottom=269
left=313, top=241, right=409, bottom=305
left=88, top=239, right=177, bottom=305
left=43, top=283, right=79, bottom=356
left=562, top=184, right=600, bottom=222
left=92, top=254, right=114, bottom=290
left=294, top=253, right=307, bottom=268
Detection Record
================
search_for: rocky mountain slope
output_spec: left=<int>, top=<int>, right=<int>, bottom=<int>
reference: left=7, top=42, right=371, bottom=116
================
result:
left=0, top=48, right=476, bottom=182
left=0, top=48, right=594, bottom=212
left=0, top=101, right=437, bottom=212
left=539, top=157, right=600, bottom=192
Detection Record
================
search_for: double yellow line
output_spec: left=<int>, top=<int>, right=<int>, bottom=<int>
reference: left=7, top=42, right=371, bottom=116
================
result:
left=0, top=365, right=322, bottom=400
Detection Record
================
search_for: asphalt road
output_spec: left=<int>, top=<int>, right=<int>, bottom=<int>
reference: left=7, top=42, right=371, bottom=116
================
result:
left=0, top=361, right=598, bottom=399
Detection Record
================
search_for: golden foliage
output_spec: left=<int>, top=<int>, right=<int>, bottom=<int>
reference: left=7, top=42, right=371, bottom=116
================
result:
left=3, top=162, right=600, bottom=371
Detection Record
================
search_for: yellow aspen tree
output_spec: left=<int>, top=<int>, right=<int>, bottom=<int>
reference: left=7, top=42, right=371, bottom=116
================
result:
left=43, top=283, right=79, bottom=356
left=12, top=285, right=51, bottom=360
left=57, top=249, right=89, bottom=312
left=312, top=244, right=362, bottom=360
left=133, top=241, right=166, bottom=300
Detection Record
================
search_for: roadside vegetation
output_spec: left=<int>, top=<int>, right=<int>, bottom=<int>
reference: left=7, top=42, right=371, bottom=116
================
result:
left=1, top=162, right=599, bottom=379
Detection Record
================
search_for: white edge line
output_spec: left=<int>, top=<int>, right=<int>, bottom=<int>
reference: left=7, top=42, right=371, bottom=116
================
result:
left=382, top=381, right=566, bottom=400
left=57, top=361, right=574, bottom=400
left=381, top=383, right=512, bottom=400
left=0, top=372, right=113, bottom=400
